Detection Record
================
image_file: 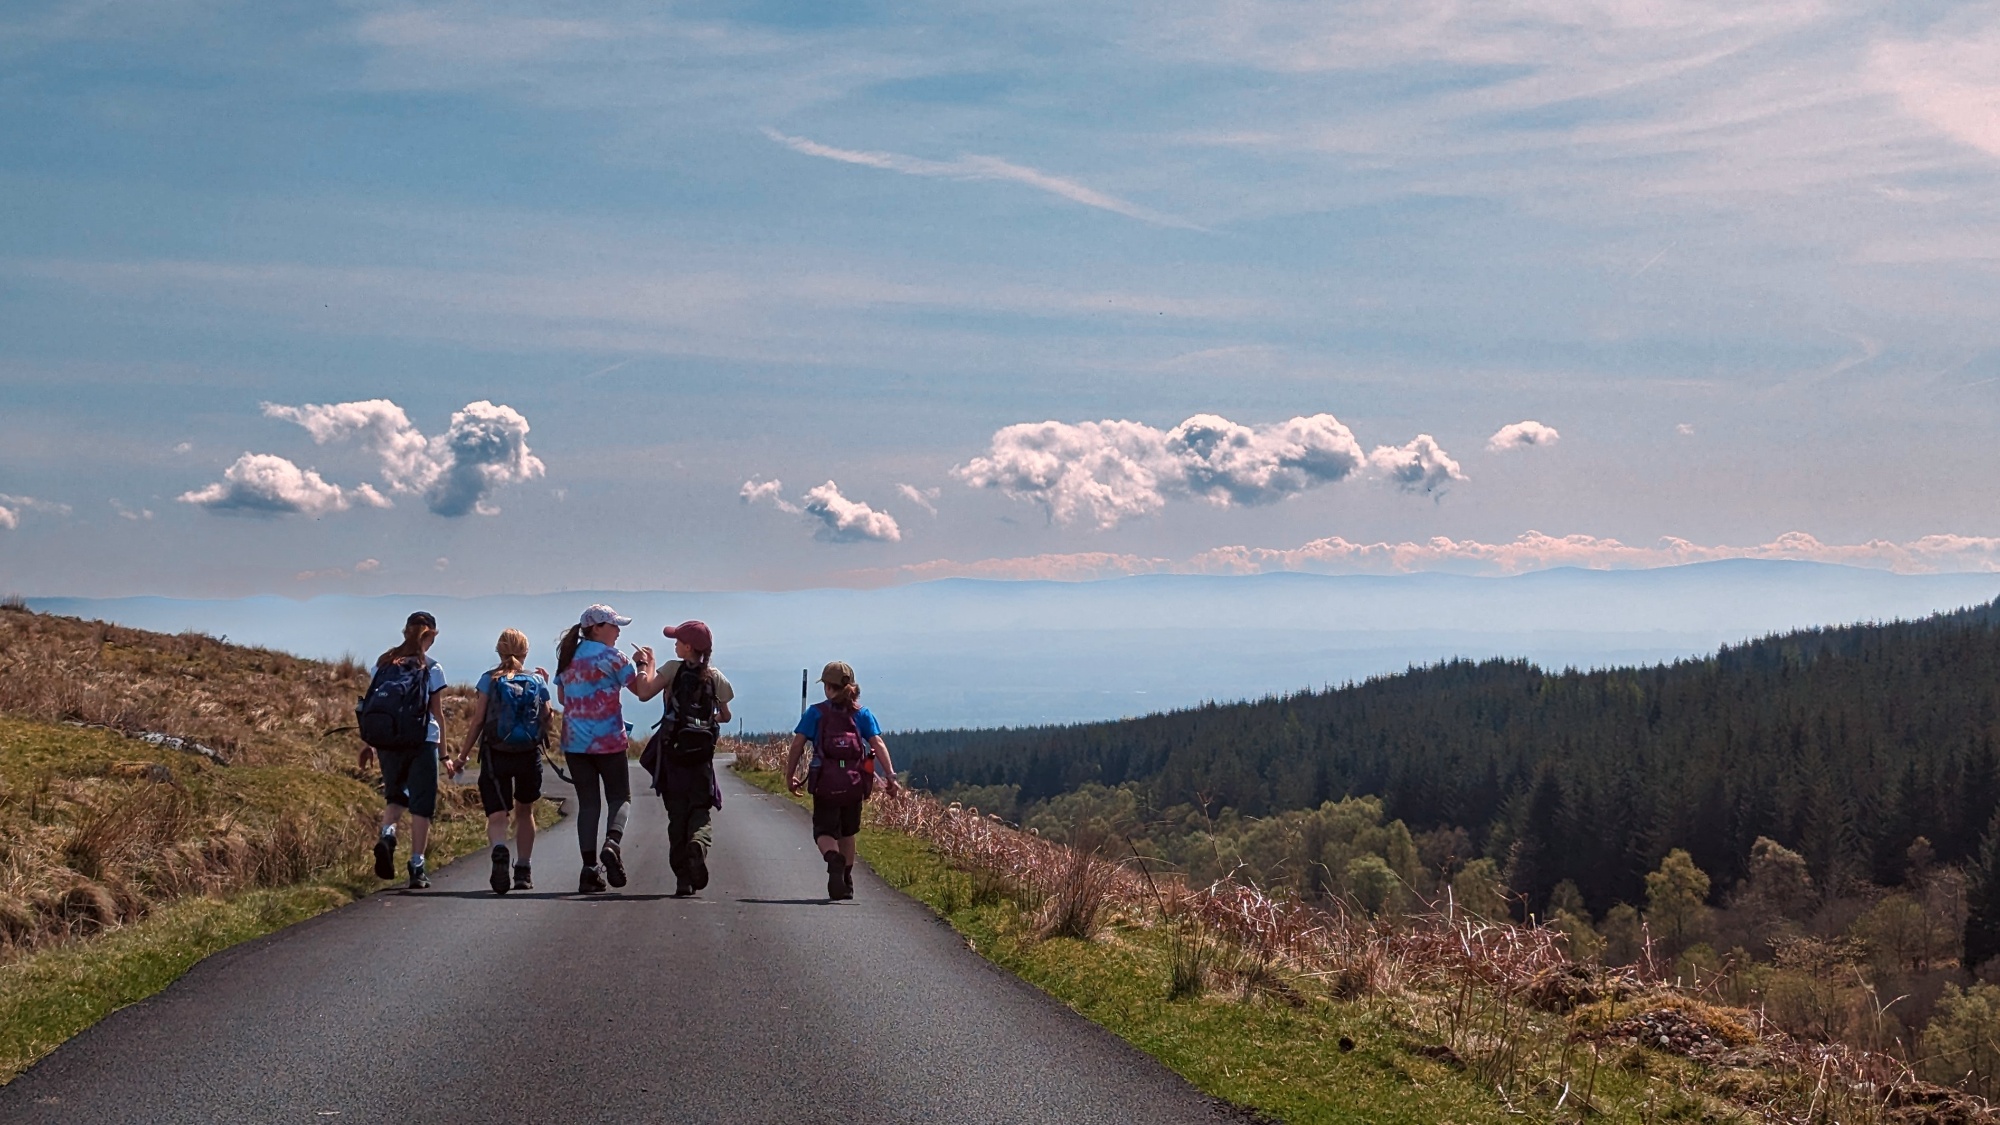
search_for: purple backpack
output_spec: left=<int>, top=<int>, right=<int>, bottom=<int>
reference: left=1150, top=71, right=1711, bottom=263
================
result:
left=809, top=703, right=875, bottom=806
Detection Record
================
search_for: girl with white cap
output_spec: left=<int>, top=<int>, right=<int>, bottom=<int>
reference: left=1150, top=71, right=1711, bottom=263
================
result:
left=555, top=604, right=668, bottom=893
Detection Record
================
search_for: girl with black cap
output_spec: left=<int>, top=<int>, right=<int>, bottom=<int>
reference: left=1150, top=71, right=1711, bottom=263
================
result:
left=357, top=611, right=447, bottom=889
left=647, top=620, right=734, bottom=897
left=784, top=661, right=901, bottom=900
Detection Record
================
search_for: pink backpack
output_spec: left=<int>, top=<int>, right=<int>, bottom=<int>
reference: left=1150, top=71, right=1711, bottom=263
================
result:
left=809, top=703, right=875, bottom=806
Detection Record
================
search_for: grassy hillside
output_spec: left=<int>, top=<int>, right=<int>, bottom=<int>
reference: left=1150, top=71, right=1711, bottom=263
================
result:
left=0, top=604, right=509, bottom=1080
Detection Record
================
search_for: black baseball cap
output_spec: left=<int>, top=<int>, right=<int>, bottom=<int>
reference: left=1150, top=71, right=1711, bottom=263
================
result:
left=406, top=611, right=437, bottom=630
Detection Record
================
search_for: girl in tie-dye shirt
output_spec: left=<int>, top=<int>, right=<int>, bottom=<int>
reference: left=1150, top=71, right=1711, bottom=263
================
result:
left=556, top=604, right=668, bottom=893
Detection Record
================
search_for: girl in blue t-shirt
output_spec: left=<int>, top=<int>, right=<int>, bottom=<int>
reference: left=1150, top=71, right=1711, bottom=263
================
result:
left=784, top=661, right=901, bottom=901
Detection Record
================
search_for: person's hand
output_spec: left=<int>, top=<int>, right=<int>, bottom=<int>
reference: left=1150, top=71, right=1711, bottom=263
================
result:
left=786, top=774, right=802, bottom=795
left=633, top=646, right=655, bottom=672
left=357, top=744, right=376, bottom=770
left=533, top=666, right=549, bottom=680
left=884, top=778, right=903, bottom=800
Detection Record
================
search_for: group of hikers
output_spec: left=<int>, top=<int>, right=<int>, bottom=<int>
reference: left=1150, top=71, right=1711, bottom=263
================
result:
left=353, top=605, right=900, bottom=900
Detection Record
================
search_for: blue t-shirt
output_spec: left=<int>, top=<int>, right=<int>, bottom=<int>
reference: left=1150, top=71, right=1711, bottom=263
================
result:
left=421, top=660, right=447, bottom=744
left=795, top=703, right=882, bottom=766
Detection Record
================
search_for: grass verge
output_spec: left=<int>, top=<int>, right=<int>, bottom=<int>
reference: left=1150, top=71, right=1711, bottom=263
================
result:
left=0, top=768, right=559, bottom=1085
left=734, top=764, right=1542, bottom=1124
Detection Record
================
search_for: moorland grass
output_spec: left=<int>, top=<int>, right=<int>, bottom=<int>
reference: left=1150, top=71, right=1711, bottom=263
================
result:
left=732, top=761, right=1879, bottom=1125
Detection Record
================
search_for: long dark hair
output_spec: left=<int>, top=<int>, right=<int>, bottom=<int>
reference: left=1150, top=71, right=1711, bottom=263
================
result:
left=376, top=620, right=434, bottom=669
left=556, top=624, right=585, bottom=676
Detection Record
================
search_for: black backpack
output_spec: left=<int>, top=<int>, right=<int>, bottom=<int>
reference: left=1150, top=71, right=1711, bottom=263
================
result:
left=661, top=663, right=719, bottom=768
left=356, top=657, right=433, bottom=751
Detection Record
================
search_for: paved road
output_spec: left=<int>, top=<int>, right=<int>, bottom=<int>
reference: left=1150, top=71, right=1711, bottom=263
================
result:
left=0, top=763, right=1247, bottom=1124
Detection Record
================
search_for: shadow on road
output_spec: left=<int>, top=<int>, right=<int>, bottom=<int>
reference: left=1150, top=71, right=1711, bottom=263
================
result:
left=734, top=898, right=835, bottom=906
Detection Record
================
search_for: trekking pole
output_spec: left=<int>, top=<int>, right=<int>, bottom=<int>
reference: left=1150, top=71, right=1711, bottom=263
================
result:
left=800, top=668, right=808, bottom=715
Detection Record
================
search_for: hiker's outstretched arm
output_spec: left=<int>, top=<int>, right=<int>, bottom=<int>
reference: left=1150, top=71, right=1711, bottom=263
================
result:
left=627, top=648, right=667, bottom=700
left=455, top=693, right=488, bottom=761
left=870, top=735, right=901, bottom=796
left=784, top=734, right=808, bottom=792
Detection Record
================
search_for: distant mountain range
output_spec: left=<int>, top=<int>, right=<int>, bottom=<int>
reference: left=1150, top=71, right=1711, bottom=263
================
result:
left=29, top=560, right=2000, bottom=733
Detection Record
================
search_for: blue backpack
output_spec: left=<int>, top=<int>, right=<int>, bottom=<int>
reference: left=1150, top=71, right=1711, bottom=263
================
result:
left=357, top=657, right=434, bottom=751
left=482, top=672, right=548, bottom=755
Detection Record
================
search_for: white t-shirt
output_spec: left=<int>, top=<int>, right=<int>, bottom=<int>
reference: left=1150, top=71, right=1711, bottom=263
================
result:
left=423, top=660, right=447, bottom=744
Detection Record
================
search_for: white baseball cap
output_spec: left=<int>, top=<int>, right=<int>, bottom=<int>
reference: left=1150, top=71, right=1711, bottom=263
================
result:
left=578, top=604, right=632, bottom=628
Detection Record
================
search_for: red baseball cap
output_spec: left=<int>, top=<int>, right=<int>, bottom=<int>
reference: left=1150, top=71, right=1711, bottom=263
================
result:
left=662, top=620, right=713, bottom=653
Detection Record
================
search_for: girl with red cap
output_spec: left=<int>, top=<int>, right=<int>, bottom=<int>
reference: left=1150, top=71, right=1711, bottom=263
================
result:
left=647, top=620, right=734, bottom=897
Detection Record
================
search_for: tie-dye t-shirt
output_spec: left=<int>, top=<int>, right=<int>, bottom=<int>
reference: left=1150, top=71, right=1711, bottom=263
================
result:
left=558, top=640, right=636, bottom=756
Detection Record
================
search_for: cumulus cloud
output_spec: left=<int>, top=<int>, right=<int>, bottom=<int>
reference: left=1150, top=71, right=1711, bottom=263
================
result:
left=802, top=481, right=902, bottom=543
left=740, top=478, right=802, bottom=515
left=110, top=500, right=154, bottom=521
left=260, top=398, right=544, bottom=516
left=860, top=531, right=2000, bottom=583
left=955, top=412, right=1409, bottom=529
left=1486, top=420, right=1560, bottom=453
left=178, top=453, right=358, bottom=516
left=896, top=483, right=941, bottom=516
left=0, top=506, right=15, bottom=531
left=1366, top=435, right=1467, bottom=496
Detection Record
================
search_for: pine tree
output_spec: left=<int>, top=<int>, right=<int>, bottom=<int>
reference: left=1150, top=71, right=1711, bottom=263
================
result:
left=1963, top=811, right=2000, bottom=971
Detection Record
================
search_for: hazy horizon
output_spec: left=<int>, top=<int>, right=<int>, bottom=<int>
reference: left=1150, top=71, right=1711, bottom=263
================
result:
left=31, top=560, right=2000, bottom=734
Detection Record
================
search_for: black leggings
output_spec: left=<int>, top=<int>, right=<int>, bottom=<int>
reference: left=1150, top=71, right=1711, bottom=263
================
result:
left=566, top=753, right=631, bottom=862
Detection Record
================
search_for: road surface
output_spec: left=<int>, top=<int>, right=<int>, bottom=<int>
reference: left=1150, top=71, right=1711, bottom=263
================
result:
left=0, top=762, right=1251, bottom=1124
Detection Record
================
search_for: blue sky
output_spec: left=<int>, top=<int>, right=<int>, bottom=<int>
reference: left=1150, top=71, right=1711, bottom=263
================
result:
left=5, top=0, right=2000, bottom=596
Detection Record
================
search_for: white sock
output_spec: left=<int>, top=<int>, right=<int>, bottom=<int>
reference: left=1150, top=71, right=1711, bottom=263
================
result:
left=411, top=853, right=425, bottom=869
left=381, top=825, right=396, bottom=838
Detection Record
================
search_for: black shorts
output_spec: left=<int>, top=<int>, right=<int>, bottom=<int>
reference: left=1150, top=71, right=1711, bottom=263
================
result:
left=811, top=798, right=863, bottom=840
left=477, top=749, right=543, bottom=815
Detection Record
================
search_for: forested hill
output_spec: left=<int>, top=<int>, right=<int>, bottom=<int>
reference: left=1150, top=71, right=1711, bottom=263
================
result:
left=900, top=595, right=2000, bottom=915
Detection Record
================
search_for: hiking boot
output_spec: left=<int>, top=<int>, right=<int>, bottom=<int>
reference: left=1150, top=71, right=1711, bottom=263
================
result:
left=673, top=880, right=694, bottom=898
left=600, top=840, right=627, bottom=888
left=489, top=845, right=511, bottom=895
left=373, top=833, right=397, bottom=880
left=842, top=864, right=855, bottom=900
left=579, top=864, right=608, bottom=894
left=689, top=848, right=709, bottom=892
left=512, top=865, right=533, bottom=891
left=407, top=860, right=430, bottom=891
left=826, top=852, right=845, bottom=901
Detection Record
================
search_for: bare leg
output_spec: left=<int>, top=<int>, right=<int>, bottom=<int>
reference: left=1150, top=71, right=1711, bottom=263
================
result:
left=380, top=805, right=406, bottom=831
left=485, top=810, right=508, bottom=847
left=513, top=802, right=536, bottom=860
left=411, top=815, right=431, bottom=858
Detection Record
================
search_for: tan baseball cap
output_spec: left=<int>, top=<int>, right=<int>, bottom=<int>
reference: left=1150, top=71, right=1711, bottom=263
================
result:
left=818, top=661, right=855, bottom=687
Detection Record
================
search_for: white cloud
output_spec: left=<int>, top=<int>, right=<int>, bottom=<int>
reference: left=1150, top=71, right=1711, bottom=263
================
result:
left=762, top=128, right=1202, bottom=230
left=1367, top=435, right=1466, bottom=496
left=434, top=556, right=450, bottom=571
left=294, top=557, right=384, bottom=582
left=110, top=500, right=154, bottom=521
left=1867, top=23, right=2000, bottom=160
left=178, top=453, right=356, bottom=517
left=1487, top=420, right=1561, bottom=453
left=859, top=531, right=2000, bottom=583
left=1677, top=423, right=1696, bottom=436
left=262, top=398, right=544, bottom=516
left=355, top=558, right=381, bottom=573
left=896, top=483, right=940, bottom=516
left=955, top=412, right=1403, bottom=529
left=172, top=441, right=191, bottom=454
left=740, top=478, right=802, bottom=515
left=0, top=493, right=68, bottom=530
left=801, top=481, right=902, bottom=543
